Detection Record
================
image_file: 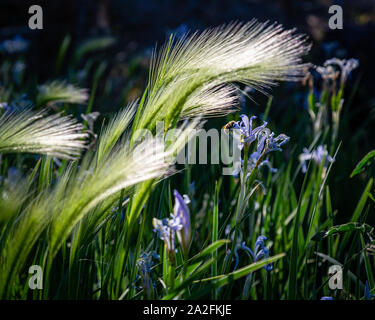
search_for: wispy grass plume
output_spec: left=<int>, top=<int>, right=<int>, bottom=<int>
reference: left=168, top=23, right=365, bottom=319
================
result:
left=0, top=136, right=172, bottom=298
left=73, top=36, right=115, bottom=66
left=129, top=20, right=310, bottom=236
left=48, top=137, right=172, bottom=259
left=0, top=109, right=87, bottom=158
left=36, top=81, right=89, bottom=107
left=133, top=20, right=310, bottom=133
left=96, top=101, right=138, bottom=163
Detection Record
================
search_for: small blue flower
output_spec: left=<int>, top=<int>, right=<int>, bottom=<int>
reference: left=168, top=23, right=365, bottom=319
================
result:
left=153, top=215, right=182, bottom=254
left=316, top=65, right=339, bottom=82
left=0, top=94, right=33, bottom=115
left=232, top=115, right=268, bottom=150
left=136, top=251, right=159, bottom=298
left=229, top=114, right=288, bottom=176
left=153, top=218, right=170, bottom=249
left=299, top=145, right=334, bottom=173
left=323, top=57, right=359, bottom=85
left=0, top=35, right=29, bottom=54
left=365, top=281, right=375, bottom=300
left=153, top=190, right=191, bottom=258
left=233, top=235, right=273, bottom=271
left=256, top=128, right=290, bottom=154
left=173, top=190, right=191, bottom=255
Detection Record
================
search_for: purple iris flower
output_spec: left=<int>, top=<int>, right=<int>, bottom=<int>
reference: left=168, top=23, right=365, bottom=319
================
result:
left=230, top=114, right=288, bottom=176
left=153, top=190, right=191, bottom=257
left=232, top=115, right=268, bottom=150
left=152, top=214, right=182, bottom=254
left=173, top=190, right=191, bottom=255
left=256, top=128, right=290, bottom=155
left=323, top=57, right=359, bottom=85
left=0, top=35, right=29, bottom=54
left=299, top=145, right=334, bottom=173
left=365, top=281, right=375, bottom=300
left=233, top=235, right=273, bottom=271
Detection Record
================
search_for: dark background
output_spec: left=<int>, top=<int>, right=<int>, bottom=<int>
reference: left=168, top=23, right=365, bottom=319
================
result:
left=1, top=0, right=374, bottom=115
left=1, top=0, right=375, bottom=86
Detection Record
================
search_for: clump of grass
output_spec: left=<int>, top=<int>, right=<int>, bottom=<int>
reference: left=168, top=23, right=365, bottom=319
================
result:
left=0, top=108, right=87, bottom=158
left=133, top=20, right=310, bottom=134
left=36, top=81, right=89, bottom=107
left=0, top=19, right=374, bottom=301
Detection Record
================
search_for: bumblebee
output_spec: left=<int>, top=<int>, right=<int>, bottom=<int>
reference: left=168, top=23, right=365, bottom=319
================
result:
left=222, top=120, right=237, bottom=133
